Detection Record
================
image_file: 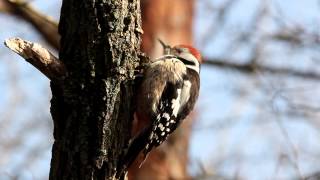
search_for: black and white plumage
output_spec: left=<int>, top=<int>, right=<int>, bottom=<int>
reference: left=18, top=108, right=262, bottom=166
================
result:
left=119, top=44, right=201, bottom=173
left=142, top=55, right=200, bottom=155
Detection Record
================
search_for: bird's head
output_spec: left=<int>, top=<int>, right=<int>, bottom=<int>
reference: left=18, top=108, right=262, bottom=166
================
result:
left=158, top=39, right=202, bottom=73
left=158, top=39, right=202, bottom=63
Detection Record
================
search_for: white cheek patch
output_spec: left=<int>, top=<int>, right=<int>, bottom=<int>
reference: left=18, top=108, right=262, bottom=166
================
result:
left=171, top=89, right=182, bottom=117
left=179, top=52, right=200, bottom=73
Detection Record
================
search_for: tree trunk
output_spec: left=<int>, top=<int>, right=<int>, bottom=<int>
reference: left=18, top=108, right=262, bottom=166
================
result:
left=50, top=0, right=142, bottom=179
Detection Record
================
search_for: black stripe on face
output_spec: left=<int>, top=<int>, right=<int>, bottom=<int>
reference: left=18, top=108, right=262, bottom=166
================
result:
left=177, top=57, right=196, bottom=66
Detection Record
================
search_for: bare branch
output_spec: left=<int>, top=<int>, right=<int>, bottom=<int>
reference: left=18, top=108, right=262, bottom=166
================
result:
left=1, top=0, right=60, bottom=49
left=4, top=37, right=66, bottom=81
left=203, top=58, right=320, bottom=80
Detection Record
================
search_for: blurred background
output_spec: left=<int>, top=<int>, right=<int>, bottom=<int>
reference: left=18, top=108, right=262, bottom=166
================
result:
left=0, top=0, right=320, bottom=179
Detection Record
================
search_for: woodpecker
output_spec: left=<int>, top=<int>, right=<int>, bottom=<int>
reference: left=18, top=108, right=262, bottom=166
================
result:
left=119, top=41, right=201, bottom=174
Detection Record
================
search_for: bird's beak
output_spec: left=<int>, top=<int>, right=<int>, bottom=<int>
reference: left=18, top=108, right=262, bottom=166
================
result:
left=158, top=39, right=172, bottom=55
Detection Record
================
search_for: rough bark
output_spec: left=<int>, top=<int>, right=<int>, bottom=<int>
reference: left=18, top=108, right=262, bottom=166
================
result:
left=50, top=0, right=142, bottom=179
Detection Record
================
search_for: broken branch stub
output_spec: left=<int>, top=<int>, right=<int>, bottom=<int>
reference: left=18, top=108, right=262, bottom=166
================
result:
left=4, top=37, right=66, bottom=81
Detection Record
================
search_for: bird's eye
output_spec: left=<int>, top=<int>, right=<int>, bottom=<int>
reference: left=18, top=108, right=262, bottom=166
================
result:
left=175, top=48, right=183, bottom=53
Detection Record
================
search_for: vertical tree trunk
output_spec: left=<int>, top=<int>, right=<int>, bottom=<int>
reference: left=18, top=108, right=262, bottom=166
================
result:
left=50, top=0, right=142, bottom=179
left=141, top=0, right=194, bottom=58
